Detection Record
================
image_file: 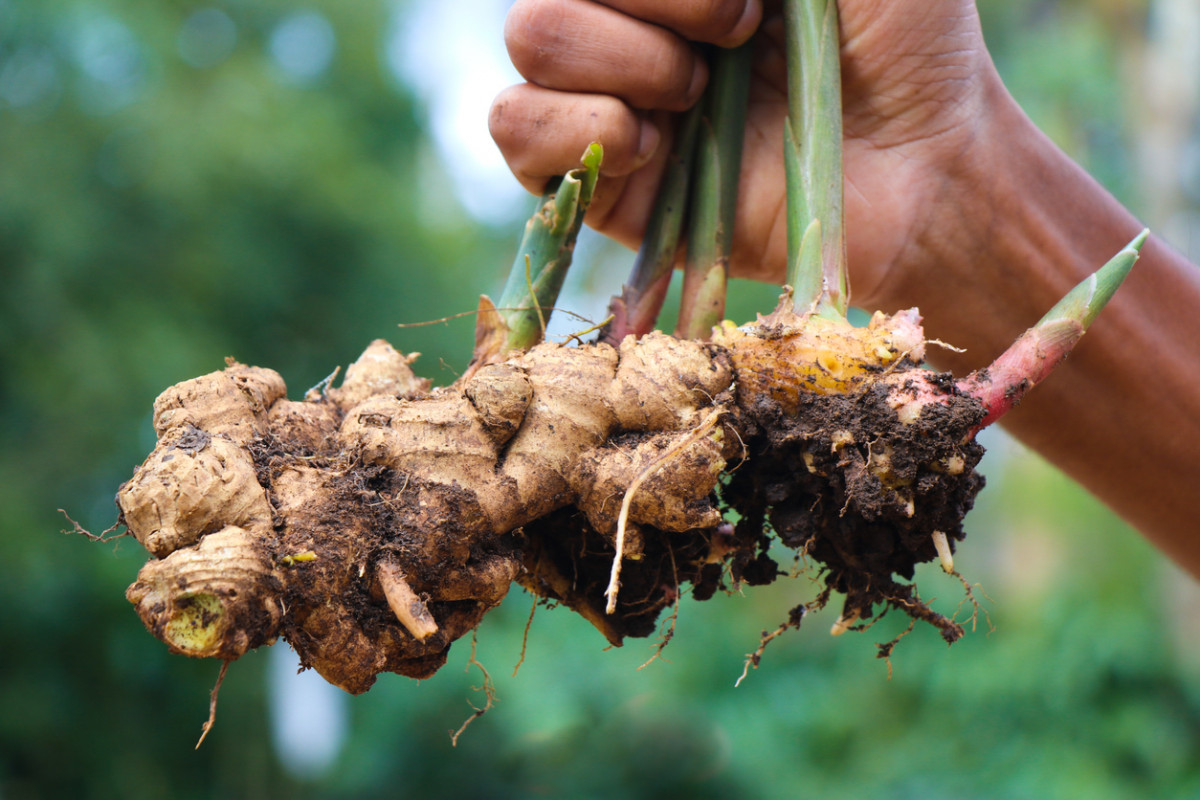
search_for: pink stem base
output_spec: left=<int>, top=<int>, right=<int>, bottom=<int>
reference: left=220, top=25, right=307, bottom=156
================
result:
left=956, top=319, right=1086, bottom=433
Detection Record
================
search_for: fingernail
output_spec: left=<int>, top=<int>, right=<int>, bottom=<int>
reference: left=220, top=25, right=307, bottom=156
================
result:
left=722, top=0, right=763, bottom=47
left=686, top=56, right=709, bottom=107
left=635, top=118, right=661, bottom=167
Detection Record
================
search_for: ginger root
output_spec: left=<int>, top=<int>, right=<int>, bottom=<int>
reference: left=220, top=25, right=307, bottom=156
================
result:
left=118, top=306, right=986, bottom=693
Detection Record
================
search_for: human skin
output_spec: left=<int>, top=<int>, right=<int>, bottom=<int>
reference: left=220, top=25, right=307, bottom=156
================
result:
left=490, top=0, right=1200, bottom=576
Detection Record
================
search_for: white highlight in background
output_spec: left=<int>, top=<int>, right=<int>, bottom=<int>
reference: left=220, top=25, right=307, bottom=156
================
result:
left=386, top=0, right=525, bottom=224
left=267, top=644, right=348, bottom=781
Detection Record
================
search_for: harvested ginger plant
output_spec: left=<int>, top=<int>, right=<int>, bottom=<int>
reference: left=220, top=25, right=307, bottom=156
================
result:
left=121, top=305, right=963, bottom=691
left=116, top=252, right=1141, bottom=693
left=107, top=0, right=1147, bottom=702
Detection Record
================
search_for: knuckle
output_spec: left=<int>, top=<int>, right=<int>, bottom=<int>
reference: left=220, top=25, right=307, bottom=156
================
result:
left=487, top=89, right=521, bottom=149
left=642, top=49, right=700, bottom=111
left=504, top=0, right=568, bottom=81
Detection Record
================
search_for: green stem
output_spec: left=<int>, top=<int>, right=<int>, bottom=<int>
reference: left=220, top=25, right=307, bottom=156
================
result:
left=1043, top=228, right=1148, bottom=329
left=675, top=43, right=754, bottom=340
left=957, top=229, right=1148, bottom=431
left=603, top=104, right=704, bottom=343
left=498, top=143, right=603, bottom=352
left=784, top=0, right=847, bottom=316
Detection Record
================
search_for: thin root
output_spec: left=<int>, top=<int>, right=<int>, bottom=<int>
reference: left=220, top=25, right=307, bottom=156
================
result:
left=397, top=306, right=598, bottom=329
left=303, top=366, right=341, bottom=401
left=637, top=546, right=680, bottom=671
left=59, top=509, right=126, bottom=543
left=512, top=593, right=538, bottom=677
left=562, top=314, right=616, bottom=346
left=735, top=596, right=820, bottom=687
left=195, top=660, right=230, bottom=750
left=450, top=632, right=496, bottom=747
left=736, top=621, right=791, bottom=687
left=876, top=620, right=916, bottom=679
left=605, top=407, right=724, bottom=614
left=925, top=338, right=967, bottom=354
left=885, top=587, right=964, bottom=645
left=952, top=572, right=994, bottom=634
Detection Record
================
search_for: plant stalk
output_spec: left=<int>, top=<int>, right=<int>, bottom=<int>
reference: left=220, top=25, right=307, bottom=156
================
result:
left=957, top=229, right=1148, bottom=431
left=784, top=0, right=847, bottom=316
left=603, top=104, right=704, bottom=344
left=675, top=43, right=754, bottom=340
left=497, top=143, right=603, bottom=352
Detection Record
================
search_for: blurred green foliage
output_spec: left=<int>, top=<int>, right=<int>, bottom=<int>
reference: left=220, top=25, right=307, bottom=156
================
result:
left=2, top=1, right=1197, bottom=798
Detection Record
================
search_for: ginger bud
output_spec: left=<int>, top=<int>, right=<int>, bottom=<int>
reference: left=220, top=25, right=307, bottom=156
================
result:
left=958, top=230, right=1147, bottom=431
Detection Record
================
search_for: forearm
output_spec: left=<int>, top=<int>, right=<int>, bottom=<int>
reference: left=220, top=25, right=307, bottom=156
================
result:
left=887, top=79, right=1200, bottom=575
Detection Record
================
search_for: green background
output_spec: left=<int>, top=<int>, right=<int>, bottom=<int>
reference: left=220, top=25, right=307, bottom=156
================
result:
left=3, top=0, right=1198, bottom=798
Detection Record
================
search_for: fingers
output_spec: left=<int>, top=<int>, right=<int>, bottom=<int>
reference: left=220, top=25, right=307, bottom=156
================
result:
left=490, top=83, right=661, bottom=194
left=594, top=0, right=762, bottom=48
left=505, top=0, right=763, bottom=112
left=506, top=0, right=712, bottom=112
left=498, top=0, right=768, bottom=193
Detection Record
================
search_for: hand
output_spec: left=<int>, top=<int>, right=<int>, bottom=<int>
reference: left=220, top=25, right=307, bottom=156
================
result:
left=490, top=0, right=1003, bottom=309
left=490, top=1, right=1200, bottom=577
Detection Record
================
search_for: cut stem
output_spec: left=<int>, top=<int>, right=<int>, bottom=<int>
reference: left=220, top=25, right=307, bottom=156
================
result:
left=497, top=143, right=603, bottom=352
left=379, top=561, right=440, bottom=642
left=783, top=0, right=847, bottom=316
left=604, top=104, right=704, bottom=343
left=958, top=229, right=1148, bottom=431
left=675, top=43, right=754, bottom=340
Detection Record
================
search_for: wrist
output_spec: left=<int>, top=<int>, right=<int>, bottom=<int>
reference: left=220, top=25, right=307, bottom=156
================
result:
left=876, top=74, right=1143, bottom=365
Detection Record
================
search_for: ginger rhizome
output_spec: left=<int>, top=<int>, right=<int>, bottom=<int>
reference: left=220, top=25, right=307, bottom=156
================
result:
left=114, top=225, right=1144, bottom=695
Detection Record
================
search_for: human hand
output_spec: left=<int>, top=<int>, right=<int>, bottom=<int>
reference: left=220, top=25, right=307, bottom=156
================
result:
left=490, top=0, right=1005, bottom=309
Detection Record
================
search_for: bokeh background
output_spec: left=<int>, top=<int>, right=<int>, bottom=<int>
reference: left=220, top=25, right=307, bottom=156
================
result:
left=3, top=0, right=1199, bottom=797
